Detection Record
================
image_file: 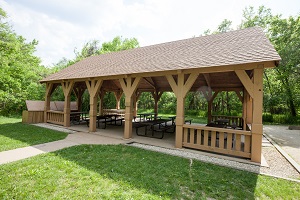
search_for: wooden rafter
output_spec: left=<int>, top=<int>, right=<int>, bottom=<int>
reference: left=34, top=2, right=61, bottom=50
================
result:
left=235, top=70, right=254, bottom=98
left=143, top=77, right=156, bottom=89
left=203, top=73, right=211, bottom=87
left=61, top=81, right=74, bottom=97
left=235, top=91, right=243, bottom=102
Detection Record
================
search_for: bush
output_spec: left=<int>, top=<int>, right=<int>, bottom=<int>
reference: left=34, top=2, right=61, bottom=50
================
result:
left=263, top=113, right=273, bottom=123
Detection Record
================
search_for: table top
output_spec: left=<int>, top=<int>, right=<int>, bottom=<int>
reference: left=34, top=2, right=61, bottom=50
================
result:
left=214, top=119, right=229, bottom=124
left=138, top=119, right=170, bottom=126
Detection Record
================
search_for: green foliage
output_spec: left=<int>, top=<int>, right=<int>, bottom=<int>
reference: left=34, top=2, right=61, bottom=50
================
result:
left=100, top=36, right=139, bottom=54
left=0, top=116, right=68, bottom=151
left=0, top=8, right=51, bottom=115
left=0, top=145, right=299, bottom=199
left=239, top=6, right=300, bottom=117
left=263, top=113, right=299, bottom=125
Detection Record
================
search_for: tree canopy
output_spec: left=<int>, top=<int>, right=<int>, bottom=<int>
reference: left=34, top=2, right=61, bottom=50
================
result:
left=0, top=5, right=299, bottom=123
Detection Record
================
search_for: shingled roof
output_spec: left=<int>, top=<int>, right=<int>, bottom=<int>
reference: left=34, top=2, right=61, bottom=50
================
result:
left=41, top=27, right=280, bottom=83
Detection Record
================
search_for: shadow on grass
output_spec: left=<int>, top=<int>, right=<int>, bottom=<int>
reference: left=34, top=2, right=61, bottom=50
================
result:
left=0, top=122, right=68, bottom=151
left=54, top=144, right=258, bottom=199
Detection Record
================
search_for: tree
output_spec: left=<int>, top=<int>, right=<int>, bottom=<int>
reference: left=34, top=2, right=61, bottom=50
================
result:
left=99, top=36, right=139, bottom=54
left=0, top=7, right=49, bottom=115
left=240, top=6, right=299, bottom=116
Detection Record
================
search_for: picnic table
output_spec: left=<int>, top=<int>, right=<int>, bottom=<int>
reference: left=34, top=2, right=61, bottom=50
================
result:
left=70, top=111, right=88, bottom=125
left=168, top=116, right=192, bottom=125
left=85, top=114, right=124, bottom=129
left=134, top=119, right=175, bottom=139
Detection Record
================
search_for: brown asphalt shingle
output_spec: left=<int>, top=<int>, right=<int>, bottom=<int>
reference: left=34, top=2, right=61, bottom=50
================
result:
left=41, top=27, right=281, bottom=82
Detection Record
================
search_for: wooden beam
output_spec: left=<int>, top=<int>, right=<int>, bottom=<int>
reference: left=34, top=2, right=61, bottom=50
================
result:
left=61, top=81, right=75, bottom=127
left=61, top=81, right=74, bottom=97
left=143, top=77, right=156, bottom=89
left=86, top=79, right=103, bottom=98
left=251, top=67, right=264, bottom=163
left=183, top=73, right=199, bottom=97
left=211, top=91, right=219, bottom=101
left=203, top=73, right=211, bottom=87
left=44, top=82, right=54, bottom=123
left=40, top=61, right=275, bottom=85
left=166, top=75, right=178, bottom=97
left=235, top=91, right=243, bottom=102
left=235, top=70, right=254, bottom=98
left=119, top=77, right=141, bottom=139
left=85, top=79, right=103, bottom=132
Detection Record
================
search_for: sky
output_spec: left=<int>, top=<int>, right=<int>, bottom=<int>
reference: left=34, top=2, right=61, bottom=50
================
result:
left=0, top=0, right=299, bottom=67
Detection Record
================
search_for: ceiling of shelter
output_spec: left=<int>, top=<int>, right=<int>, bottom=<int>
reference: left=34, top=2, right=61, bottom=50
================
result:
left=60, top=70, right=253, bottom=94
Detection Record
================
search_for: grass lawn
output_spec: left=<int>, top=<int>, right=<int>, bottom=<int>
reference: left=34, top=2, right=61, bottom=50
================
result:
left=0, top=116, right=68, bottom=152
left=0, top=145, right=299, bottom=199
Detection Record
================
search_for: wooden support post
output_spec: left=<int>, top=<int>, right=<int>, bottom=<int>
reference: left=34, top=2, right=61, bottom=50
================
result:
left=62, top=81, right=75, bottom=127
left=202, top=90, right=218, bottom=124
left=119, top=77, right=141, bottom=139
left=73, top=87, right=85, bottom=111
left=151, top=90, right=163, bottom=117
left=166, top=73, right=198, bottom=148
left=86, top=79, right=103, bottom=132
left=132, top=91, right=142, bottom=117
left=98, top=90, right=105, bottom=115
left=44, top=83, right=54, bottom=123
left=114, top=91, right=123, bottom=110
left=251, top=67, right=264, bottom=163
left=242, top=89, right=248, bottom=130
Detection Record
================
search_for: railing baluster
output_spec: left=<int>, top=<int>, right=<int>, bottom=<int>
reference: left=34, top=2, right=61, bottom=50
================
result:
left=190, top=129, right=195, bottom=144
left=183, top=128, right=188, bottom=143
left=227, top=133, right=232, bottom=150
left=244, top=135, right=251, bottom=153
left=211, top=131, right=216, bottom=148
left=196, top=129, right=201, bottom=145
left=219, top=132, right=224, bottom=149
left=181, top=124, right=251, bottom=158
left=236, top=134, right=241, bottom=151
left=204, top=130, right=208, bottom=146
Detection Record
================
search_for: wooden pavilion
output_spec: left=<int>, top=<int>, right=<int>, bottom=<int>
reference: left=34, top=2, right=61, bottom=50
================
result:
left=40, top=27, right=280, bottom=163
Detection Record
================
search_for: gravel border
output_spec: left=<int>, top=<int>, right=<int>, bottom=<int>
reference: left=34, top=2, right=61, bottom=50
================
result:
left=127, top=142, right=300, bottom=182
left=33, top=123, right=77, bottom=134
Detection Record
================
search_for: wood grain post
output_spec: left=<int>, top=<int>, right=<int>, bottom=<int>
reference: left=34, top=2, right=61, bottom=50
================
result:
left=44, top=83, right=54, bottom=123
left=251, top=67, right=264, bottom=163
left=119, top=77, right=141, bottom=139
left=114, top=91, right=123, bottom=110
left=62, top=81, right=74, bottom=127
left=73, top=87, right=85, bottom=112
left=98, top=90, right=105, bottom=115
left=151, top=90, right=163, bottom=117
left=166, top=73, right=198, bottom=148
left=86, top=79, right=103, bottom=132
left=235, top=67, right=264, bottom=163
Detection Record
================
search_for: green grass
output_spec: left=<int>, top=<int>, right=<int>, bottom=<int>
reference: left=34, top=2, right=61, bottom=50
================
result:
left=0, top=145, right=299, bottom=199
left=0, top=116, right=68, bottom=152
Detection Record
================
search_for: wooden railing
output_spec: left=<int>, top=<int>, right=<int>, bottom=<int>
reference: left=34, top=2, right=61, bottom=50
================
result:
left=182, top=124, right=251, bottom=158
left=103, top=109, right=125, bottom=116
left=47, top=111, right=64, bottom=125
left=212, top=115, right=243, bottom=127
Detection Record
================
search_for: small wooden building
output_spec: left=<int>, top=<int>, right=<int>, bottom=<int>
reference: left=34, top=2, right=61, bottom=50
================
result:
left=40, top=27, right=281, bottom=163
left=22, top=100, right=77, bottom=124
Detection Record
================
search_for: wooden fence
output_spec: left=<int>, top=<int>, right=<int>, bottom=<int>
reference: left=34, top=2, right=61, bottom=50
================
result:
left=182, top=124, right=251, bottom=158
left=46, top=111, right=64, bottom=125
